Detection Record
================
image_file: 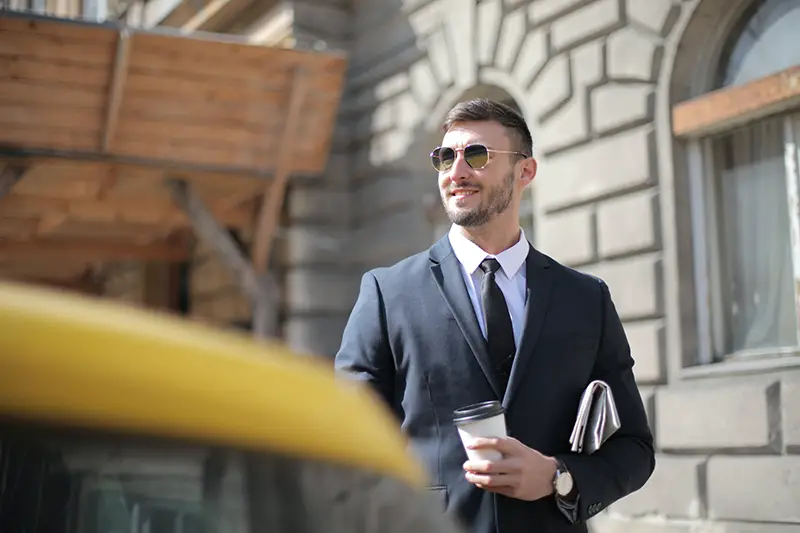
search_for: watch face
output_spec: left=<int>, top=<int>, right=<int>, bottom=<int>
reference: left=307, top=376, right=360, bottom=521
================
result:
left=556, top=471, right=573, bottom=496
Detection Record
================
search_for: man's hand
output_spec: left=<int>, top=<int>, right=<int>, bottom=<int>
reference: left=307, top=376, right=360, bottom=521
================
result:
left=463, top=437, right=558, bottom=501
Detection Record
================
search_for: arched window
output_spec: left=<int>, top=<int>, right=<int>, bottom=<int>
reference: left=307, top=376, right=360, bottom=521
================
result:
left=674, top=0, right=800, bottom=364
left=719, top=0, right=800, bottom=87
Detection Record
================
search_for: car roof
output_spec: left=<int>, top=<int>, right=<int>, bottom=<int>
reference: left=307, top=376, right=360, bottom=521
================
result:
left=0, top=281, right=425, bottom=487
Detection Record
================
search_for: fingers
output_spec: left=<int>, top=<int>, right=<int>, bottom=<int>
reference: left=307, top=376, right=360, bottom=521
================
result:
left=463, top=458, right=519, bottom=475
left=465, top=472, right=519, bottom=488
left=467, top=436, right=523, bottom=454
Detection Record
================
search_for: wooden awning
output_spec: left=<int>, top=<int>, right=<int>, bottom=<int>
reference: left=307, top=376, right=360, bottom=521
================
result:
left=0, top=11, right=346, bottom=282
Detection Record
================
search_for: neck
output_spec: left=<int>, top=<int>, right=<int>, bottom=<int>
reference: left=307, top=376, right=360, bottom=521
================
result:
left=456, top=215, right=521, bottom=255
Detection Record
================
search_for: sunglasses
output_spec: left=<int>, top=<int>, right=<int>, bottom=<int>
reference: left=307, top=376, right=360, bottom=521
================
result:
left=430, top=144, right=529, bottom=172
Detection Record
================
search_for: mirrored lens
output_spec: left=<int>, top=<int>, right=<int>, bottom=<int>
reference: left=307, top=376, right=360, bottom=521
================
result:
left=431, top=147, right=455, bottom=172
left=463, top=145, right=489, bottom=169
left=430, top=145, right=490, bottom=171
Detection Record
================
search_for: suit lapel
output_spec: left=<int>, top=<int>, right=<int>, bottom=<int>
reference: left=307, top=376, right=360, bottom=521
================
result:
left=429, top=237, right=503, bottom=399
left=503, top=246, right=553, bottom=407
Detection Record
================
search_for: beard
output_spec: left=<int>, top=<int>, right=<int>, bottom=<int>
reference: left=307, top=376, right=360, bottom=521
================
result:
left=441, top=171, right=515, bottom=227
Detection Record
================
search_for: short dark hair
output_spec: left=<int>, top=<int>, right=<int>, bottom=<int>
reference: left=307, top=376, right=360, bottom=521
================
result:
left=441, top=98, right=533, bottom=156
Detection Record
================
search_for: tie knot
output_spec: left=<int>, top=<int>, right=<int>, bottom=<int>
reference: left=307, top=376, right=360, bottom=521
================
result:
left=479, top=258, right=502, bottom=276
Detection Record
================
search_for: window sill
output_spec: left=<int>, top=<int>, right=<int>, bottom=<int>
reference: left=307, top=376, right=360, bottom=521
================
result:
left=681, top=352, right=800, bottom=380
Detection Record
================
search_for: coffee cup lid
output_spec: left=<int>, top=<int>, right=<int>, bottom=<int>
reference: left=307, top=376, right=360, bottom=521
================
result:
left=453, top=401, right=504, bottom=425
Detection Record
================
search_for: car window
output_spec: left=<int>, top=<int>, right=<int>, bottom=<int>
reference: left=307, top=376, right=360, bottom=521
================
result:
left=0, top=428, right=248, bottom=533
left=0, top=425, right=464, bottom=533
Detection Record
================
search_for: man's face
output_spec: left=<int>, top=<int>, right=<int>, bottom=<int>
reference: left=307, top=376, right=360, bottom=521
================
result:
left=436, top=121, right=525, bottom=228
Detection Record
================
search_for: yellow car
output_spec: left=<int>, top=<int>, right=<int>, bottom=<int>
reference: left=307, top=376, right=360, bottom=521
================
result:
left=0, top=281, right=463, bottom=533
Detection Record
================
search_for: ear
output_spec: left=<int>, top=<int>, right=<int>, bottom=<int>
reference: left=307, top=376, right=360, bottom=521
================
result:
left=518, top=157, right=537, bottom=188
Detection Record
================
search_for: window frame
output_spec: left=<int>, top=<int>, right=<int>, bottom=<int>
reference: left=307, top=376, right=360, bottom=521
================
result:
left=675, top=54, right=800, bottom=370
left=672, top=65, right=800, bottom=138
left=672, top=8, right=800, bottom=367
left=686, top=112, right=800, bottom=365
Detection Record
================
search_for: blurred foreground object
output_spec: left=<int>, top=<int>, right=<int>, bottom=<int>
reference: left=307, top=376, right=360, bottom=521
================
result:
left=0, top=281, right=465, bottom=533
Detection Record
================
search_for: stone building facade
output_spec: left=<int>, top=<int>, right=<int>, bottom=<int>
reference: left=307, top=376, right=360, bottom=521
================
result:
left=12, top=0, right=797, bottom=529
left=110, top=0, right=800, bottom=529
left=276, top=0, right=800, bottom=531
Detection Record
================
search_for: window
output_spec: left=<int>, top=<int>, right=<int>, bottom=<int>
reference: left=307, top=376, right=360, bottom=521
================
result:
left=0, top=424, right=463, bottom=533
left=675, top=0, right=800, bottom=364
left=719, top=0, right=800, bottom=87
left=0, top=431, right=249, bottom=533
left=702, top=114, right=800, bottom=359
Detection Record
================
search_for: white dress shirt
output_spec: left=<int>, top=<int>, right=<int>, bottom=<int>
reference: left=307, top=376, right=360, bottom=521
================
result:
left=448, top=225, right=529, bottom=347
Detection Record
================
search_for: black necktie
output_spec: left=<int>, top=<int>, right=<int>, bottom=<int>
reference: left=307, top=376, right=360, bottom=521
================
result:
left=479, top=258, right=516, bottom=391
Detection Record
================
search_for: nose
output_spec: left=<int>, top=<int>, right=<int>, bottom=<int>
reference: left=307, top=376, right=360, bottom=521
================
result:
left=445, top=150, right=472, bottom=182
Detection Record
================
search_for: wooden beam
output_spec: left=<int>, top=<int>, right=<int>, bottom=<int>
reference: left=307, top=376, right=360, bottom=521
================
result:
left=181, top=0, right=231, bottom=32
left=166, top=177, right=279, bottom=338
left=673, top=64, right=800, bottom=138
left=247, top=2, right=293, bottom=46
left=251, top=68, right=309, bottom=274
left=0, top=238, right=189, bottom=262
left=102, top=28, right=132, bottom=153
left=0, top=196, right=254, bottom=229
left=142, top=0, right=184, bottom=26
left=36, top=213, right=69, bottom=236
left=0, top=164, right=28, bottom=199
left=165, top=177, right=261, bottom=300
left=0, top=149, right=275, bottom=180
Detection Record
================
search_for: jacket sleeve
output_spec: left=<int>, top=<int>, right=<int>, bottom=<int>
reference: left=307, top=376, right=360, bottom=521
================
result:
left=334, top=271, right=396, bottom=410
left=555, top=279, right=656, bottom=523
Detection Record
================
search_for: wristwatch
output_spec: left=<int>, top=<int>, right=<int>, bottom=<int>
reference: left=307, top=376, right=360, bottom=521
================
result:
left=553, top=459, right=574, bottom=498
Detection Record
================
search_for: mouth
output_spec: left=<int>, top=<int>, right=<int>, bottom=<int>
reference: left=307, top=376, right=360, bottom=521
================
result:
left=450, top=188, right=479, bottom=199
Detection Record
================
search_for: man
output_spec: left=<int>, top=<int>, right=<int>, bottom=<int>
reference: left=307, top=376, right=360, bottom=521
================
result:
left=334, top=99, right=655, bottom=533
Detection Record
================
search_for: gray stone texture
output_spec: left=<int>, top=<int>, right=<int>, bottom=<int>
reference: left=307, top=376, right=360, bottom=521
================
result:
left=476, top=0, right=503, bottom=65
left=784, top=373, right=800, bottom=452
left=537, top=207, right=595, bottom=266
left=591, top=516, right=800, bottom=533
left=655, top=380, right=781, bottom=451
left=537, top=126, right=656, bottom=210
left=625, top=319, right=665, bottom=384
left=610, top=455, right=705, bottom=518
left=626, top=0, right=680, bottom=36
left=550, top=0, right=621, bottom=51
left=591, top=83, right=655, bottom=133
left=288, top=186, right=351, bottom=225
left=597, top=190, right=659, bottom=258
left=512, top=29, right=547, bottom=87
left=528, top=0, right=589, bottom=25
left=283, top=226, right=357, bottom=269
left=707, top=456, right=800, bottom=523
left=285, top=268, right=359, bottom=315
left=284, top=314, right=350, bottom=357
left=526, top=54, right=572, bottom=122
left=495, top=7, right=527, bottom=72
left=607, top=28, right=662, bottom=81
left=585, top=255, right=661, bottom=320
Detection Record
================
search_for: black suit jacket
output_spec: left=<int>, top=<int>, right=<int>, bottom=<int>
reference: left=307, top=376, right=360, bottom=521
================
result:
left=334, top=236, right=655, bottom=533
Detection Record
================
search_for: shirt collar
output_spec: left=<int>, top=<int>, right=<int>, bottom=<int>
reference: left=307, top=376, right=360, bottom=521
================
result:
left=448, top=225, right=529, bottom=279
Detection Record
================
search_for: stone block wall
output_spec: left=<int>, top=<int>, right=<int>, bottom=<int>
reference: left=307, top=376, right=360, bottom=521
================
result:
left=278, top=0, right=358, bottom=356
left=103, top=262, right=147, bottom=306
left=101, top=238, right=251, bottom=328
left=188, top=233, right=252, bottom=327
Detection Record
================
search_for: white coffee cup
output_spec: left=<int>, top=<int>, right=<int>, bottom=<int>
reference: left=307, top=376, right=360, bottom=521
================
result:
left=453, top=400, right=507, bottom=462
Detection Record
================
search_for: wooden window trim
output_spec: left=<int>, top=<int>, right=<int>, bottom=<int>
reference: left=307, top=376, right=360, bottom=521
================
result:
left=672, top=64, right=800, bottom=138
